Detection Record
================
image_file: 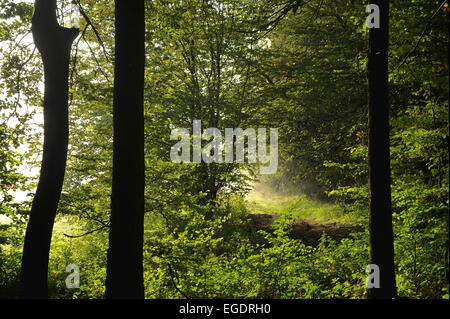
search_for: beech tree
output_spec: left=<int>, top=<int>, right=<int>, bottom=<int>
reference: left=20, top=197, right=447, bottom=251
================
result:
left=366, top=0, right=397, bottom=299
left=20, top=0, right=79, bottom=298
left=105, top=0, right=145, bottom=299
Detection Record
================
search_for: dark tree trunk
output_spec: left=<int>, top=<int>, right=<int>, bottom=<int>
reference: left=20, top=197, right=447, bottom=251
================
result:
left=105, top=0, right=145, bottom=299
left=366, top=0, right=397, bottom=299
left=20, top=0, right=78, bottom=299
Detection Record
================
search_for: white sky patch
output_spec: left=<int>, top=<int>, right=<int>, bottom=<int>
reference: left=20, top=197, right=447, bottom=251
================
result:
left=0, top=4, right=44, bottom=205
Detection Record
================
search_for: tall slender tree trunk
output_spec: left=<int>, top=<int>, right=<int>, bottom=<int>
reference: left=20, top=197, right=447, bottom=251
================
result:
left=366, top=0, right=397, bottom=299
left=105, top=0, right=145, bottom=299
left=20, top=0, right=78, bottom=299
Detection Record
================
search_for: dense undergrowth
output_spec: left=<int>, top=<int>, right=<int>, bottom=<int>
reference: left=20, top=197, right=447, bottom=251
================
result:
left=0, top=190, right=447, bottom=299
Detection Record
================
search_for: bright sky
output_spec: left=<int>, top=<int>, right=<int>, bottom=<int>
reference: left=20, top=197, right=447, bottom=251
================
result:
left=1, top=1, right=43, bottom=211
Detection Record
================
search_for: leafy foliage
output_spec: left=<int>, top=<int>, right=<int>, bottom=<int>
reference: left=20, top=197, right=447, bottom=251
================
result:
left=0, top=0, right=448, bottom=299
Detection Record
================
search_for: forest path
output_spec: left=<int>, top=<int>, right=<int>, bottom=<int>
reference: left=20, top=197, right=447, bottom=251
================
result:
left=244, top=183, right=362, bottom=245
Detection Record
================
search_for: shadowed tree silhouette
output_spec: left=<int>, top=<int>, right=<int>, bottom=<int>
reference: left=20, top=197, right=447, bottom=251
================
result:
left=366, top=0, right=397, bottom=299
left=20, top=0, right=79, bottom=299
left=105, top=0, right=145, bottom=299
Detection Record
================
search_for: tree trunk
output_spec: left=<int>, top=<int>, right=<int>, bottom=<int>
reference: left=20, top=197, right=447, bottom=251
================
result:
left=366, top=0, right=397, bottom=299
left=105, top=0, right=145, bottom=299
left=20, top=0, right=78, bottom=299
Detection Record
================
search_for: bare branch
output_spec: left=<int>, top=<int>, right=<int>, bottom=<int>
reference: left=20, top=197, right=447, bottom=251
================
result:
left=64, top=224, right=109, bottom=238
left=395, top=0, right=447, bottom=70
left=167, top=262, right=191, bottom=299
left=73, top=0, right=112, bottom=63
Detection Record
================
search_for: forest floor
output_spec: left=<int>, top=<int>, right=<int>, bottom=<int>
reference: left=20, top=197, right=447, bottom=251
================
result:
left=244, top=183, right=362, bottom=245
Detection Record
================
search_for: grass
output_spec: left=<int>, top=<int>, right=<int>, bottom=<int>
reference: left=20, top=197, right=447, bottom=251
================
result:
left=245, top=183, right=354, bottom=224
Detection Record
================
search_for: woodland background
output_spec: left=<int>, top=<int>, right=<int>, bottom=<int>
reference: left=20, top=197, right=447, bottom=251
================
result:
left=0, top=0, right=448, bottom=299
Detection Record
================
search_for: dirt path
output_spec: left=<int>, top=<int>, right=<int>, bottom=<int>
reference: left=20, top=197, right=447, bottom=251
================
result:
left=246, top=213, right=362, bottom=246
left=244, top=183, right=362, bottom=245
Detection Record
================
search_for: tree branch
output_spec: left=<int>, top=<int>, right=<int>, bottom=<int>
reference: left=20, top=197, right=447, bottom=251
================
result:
left=395, top=0, right=447, bottom=70
left=64, top=224, right=109, bottom=238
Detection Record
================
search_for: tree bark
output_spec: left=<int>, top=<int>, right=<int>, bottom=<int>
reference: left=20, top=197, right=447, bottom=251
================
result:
left=21, top=0, right=78, bottom=299
left=105, top=0, right=145, bottom=299
left=366, top=0, right=397, bottom=299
